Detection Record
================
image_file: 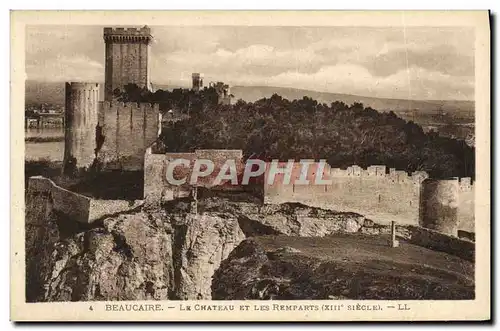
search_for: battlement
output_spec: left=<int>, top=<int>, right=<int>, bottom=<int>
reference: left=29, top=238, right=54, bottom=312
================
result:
left=262, top=162, right=430, bottom=186
left=103, top=26, right=152, bottom=43
left=65, top=82, right=100, bottom=91
left=104, top=26, right=151, bottom=36
left=263, top=162, right=474, bottom=230
left=329, top=165, right=429, bottom=183
left=195, top=149, right=243, bottom=160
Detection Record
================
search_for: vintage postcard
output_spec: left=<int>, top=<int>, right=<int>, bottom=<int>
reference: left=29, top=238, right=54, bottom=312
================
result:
left=10, top=10, right=490, bottom=321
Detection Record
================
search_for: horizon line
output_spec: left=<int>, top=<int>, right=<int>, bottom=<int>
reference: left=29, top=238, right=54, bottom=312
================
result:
left=25, top=80, right=474, bottom=103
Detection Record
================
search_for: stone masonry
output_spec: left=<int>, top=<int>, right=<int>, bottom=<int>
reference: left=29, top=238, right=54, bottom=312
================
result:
left=63, top=82, right=100, bottom=174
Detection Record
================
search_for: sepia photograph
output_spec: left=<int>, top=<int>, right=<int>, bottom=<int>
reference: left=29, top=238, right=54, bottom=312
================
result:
left=11, top=10, right=490, bottom=321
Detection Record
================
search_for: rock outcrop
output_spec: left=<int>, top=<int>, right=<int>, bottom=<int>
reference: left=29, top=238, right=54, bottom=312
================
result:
left=200, top=199, right=369, bottom=237
left=27, top=209, right=246, bottom=301
left=29, top=211, right=174, bottom=301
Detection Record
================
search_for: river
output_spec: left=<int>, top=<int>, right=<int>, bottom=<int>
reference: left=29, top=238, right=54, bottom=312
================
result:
left=25, top=128, right=64, bottom=161
left=25, top=127, right=64, bottom=139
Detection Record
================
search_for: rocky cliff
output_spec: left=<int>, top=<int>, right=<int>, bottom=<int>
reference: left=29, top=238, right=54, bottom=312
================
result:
left=25, top=193, right=474, bottom=301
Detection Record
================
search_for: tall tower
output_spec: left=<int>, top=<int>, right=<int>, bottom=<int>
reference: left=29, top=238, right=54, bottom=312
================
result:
left=103, top=26, right=153, bottom=101
left=63, top=82, right=100, bottom=175
left=192, top=73, right=204, bottom=92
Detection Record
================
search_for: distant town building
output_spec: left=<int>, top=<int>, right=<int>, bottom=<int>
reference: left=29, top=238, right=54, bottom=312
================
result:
left=163, top=109, right=190, bottom=123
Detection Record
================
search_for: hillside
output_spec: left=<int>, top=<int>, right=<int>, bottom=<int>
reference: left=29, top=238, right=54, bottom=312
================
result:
left=25, top=81, right=474, bottom=118
left=24, top=81, right=179, bottom=105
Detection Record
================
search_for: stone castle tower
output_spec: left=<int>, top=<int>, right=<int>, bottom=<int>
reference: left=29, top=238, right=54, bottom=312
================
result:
left=63, top=26, right=161, bottom=174
left=103, top=26, right=153, bottom=101
left=63, top=82, right=100, bottom=174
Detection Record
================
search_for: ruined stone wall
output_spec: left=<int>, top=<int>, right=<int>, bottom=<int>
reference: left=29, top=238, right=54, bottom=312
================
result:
left=420, top=179, right=459, bottom=236
left=63, top=82, right=100, bottom=173
left=28, top=176, right=91, bottom=223
left=103, top=27, right=152, bottom=101
left=264, top=162, right=475, bottom=233
left=28, top=176, right=143, bottom=224
left=264, top=164, right=428, bottom=226
left=97, top=101, right=161, bottom=171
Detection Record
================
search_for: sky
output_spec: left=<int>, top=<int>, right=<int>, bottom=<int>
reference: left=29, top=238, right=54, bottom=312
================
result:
left=25, top=25, right=475, bottom=101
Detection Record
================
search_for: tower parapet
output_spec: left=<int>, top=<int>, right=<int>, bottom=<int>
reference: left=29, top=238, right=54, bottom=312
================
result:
left=63, top=82, right=100, bottom=175
left=103, top=27, right=153, bottom=43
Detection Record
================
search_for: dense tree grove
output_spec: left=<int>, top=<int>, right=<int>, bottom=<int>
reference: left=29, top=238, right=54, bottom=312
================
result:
left=118, top=84, right=475, bottom=179
left=115, top=83, right=219, bottom=113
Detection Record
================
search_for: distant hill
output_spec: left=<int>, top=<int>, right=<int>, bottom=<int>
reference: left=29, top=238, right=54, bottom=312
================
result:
left=25, top=81, right=67, bottom=105
left=25, top=80, right=474, bottom=119
left=231, top=85, right=474, bottom=115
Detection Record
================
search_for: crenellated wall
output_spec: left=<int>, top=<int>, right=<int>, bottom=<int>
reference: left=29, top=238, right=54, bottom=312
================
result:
left=27, top=176, right=143, bottom=224
left=142, top=152, right=475, bottom=234
left=262, top=162, right=474, bottom=234
left=28, top=176, right=92, bottom=223
left=97, top=101, right=161, bottom=171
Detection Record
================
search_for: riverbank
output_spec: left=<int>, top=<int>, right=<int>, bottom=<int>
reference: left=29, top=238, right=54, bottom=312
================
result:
left=25, top=136, right=64, bottom=143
